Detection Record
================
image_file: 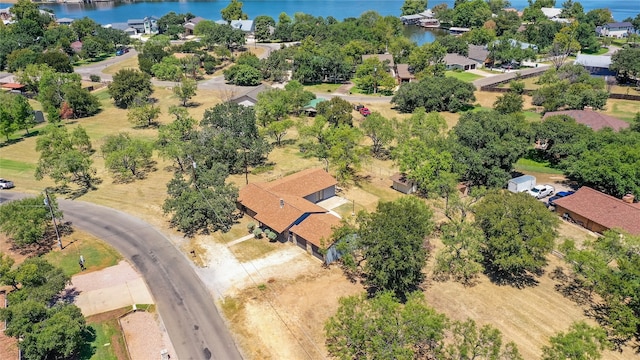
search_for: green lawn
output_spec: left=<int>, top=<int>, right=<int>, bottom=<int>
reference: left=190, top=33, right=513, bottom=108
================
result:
left=445, top=71, right=483, bottom=82
left=582, top=47, right=609, bottom=55
left=523, top=110, right=542, bottom=122
left=515, top=158, right=563, bottom=174
left=0, top=158, right=36, bottom=174
left=303, top=83, right=342, bottom=93
left=44, top=233, right=122, bottom=277
left=84, top=320, right=122, bottom=360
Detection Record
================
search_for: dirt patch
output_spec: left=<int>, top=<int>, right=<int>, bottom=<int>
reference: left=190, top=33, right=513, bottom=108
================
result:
left=120, top=311, right=176, bottom=360
left=0, top=290, right=19, bottom=360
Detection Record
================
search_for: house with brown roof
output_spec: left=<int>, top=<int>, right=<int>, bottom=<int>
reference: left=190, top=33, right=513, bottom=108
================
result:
left=396, top=64, right=415, bottom=83
left=237, top=168, right=340, bottom=260
left=554, top=187, right=640, bottom=235
left=390, top=173, right=417, bottom=194
left=183, top=16, right=206, bottom=36
left=443, top=53, right=477, bottom=70
left=542, top=110, right=629, bottom=132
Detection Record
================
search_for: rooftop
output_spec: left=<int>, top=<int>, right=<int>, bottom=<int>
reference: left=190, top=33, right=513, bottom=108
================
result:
left=396, top=64, right=415, bottom=79
left=605, top=22, right=634, bottom=28
left=289, top=213, right=342, bottom=247
left=443, top=53, right=477, bottom=67
left=540, top=7, right=562, bottom=19
left=263, top=168, right=337, bottom=198
left=554, top=187, right=640, bottom=235
left=574, top=54, right=612, bottom=69
left=542, top=110, right=629, bottom=132
left=362, top=54, right=395, bottom=67
left=468, top=44, right=490, bottom=62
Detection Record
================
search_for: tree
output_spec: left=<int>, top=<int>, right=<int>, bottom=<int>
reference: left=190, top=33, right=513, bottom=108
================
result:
left=453, top=0, right=492, bottom=28
left=35, top=124, right=96, bottom=191
left=0, top=103, right=16, bottom=142
left=220, top=0, right=248, bottom=22
left=354, top=57, right=397, bottom=94
left=433, top=220, right=484, bottom=286
left=493, top=92, right=523, bottom=114
left=102, top=133, right=154, bottom=180
left=584, top=8, right=613, bottom=26
left=531, top=115, right=593, bottom=165
left=255, top=88, right=290, bottom=127
left=395, top=140, right=458, bottom=198
left=317, top=97, right=353, bottom=127
left=6, top=48, right=38, bottom=72
left=223, top=64, right=262, bottom=86
left=62, top=84, right=101, bottom=119
left=401, top=0, right=427, bottom=16
left=474, top=191, right=559, bottom=284
left=151, top=56, right=183, bottom=81
left=108, top=69, right=153, bottom=108
left=38, top=51, right=72, bottom=73
left=548, top=24, right=581, bottom=69
left=163, top=162, right=238, bottom=236
left=325, top=124, right=366, bottom=183
left=173, top=76, right=197, bottom=107
left=445, top=319, right=523, bottom=360
left=392, top=77, right=476, bottom=113
left=452, top=110, right=530, bottom=187
left=437, top=35, right=469, bottom=56
left=157, top=106, right=197, bottom=171
left=542, top=322, right=609, bottom=360
left=360, top=112, right=394, bottom=158
left=408, top=41, right=447, bottom=77
left=357, top=197, right=435, bottom=297
left=254, top=15, right=275, bottom=42
left=71, top=16, right=100, bottom=40
left=263, top=119, right=294, bottom=147
left=127, top=102, right=161, bottom=128
left=325, top=292, right=447, bottom=359
left=0, top=195, right=61, bottom=248
left=610, top=48, right=640, bottom=86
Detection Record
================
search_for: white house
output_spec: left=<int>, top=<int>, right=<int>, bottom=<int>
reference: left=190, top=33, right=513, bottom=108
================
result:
left=596, top=22, right=636, bottom=38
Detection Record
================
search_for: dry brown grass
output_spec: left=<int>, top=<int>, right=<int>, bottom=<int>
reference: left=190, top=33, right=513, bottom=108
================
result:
left=228, top=238, right=280, bottom=263
left=102, top=56, right=139, bottom=75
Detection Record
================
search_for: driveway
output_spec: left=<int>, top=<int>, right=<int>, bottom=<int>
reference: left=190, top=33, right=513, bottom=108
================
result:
left=0, top=192, right=243, bottom=360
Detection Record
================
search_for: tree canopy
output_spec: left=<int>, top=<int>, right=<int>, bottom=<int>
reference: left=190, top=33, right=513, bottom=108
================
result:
left=391, top=77, right=476, bottom=113
left=108, top=69, right=153, bottom=109
left=0, top=195, right=61, bottom=248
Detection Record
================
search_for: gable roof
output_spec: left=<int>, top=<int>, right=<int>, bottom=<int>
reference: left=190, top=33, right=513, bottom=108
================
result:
left=542, top=110, right=629, bottom=131
left=238, top=183, right=327, bottom=233
left=468, top=45, right=490, bottom=62
left=443, top=53, right=476, bottom=67
left=289, top=213, right=342, bottom=247
left=362, top=54, right=395, bottom=67
left=396, top=64, right=415, bottom=79
left=303, top=98, right=326, bottom=110
left=540, top=7, right=562, bottom=19
left=184, top=16, right=206, bottom=30
left=263, top=168, right=337, bottom=198
left=390, top=172, right=414, bottom=186
left=574, top=54, right=612, bottom=69
left=231, top=84, right=271, bottom=105
left=554, top=187, right=640, bottom=235
left=605, top=22, right=634, bottom=29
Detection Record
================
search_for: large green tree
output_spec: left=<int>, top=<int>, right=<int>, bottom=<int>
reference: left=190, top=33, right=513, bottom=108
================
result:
left=220, top=0, right=248, bottom=22
left=156, top=106, right=197, bottom=171
left=360, top=111, right=394, bottom=158
left=101, top=133, right=154, bottom=181
left=542, top=321, right=609, bottom=360
left=391, top=77, right=476, bottom=113
left=610, top=47, right=640, bottom=86
left=0, top=195, right=61, bottom=248
left=474, top=191, right=559, bottom=284
left=400, top=0, right=427, bottom=16
left=433, top=220, right=485, bottom=286
left=316, top=97, right=353, bottom=127
left=108, top=69, right=153, bottom=109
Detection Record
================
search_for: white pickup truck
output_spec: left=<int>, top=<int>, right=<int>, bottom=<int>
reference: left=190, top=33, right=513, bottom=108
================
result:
left=527, top=184, right=555, bottom=199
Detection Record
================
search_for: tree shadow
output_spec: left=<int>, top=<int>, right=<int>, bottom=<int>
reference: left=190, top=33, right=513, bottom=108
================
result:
left=77, top=325, right=98, bottom=360
left=550, top=267, right=594, bottom=305
left=0, top=137, right=24, bottom=148
left=483, top=264, right=540, bottom=288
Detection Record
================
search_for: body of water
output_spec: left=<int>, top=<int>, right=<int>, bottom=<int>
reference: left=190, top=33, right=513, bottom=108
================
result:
left=0, top=0, right=636, bottom=45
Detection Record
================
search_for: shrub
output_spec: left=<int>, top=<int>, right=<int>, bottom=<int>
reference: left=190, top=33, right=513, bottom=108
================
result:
left=253, top=228, right=263, bottom=239
left=267, top=231, right=277, bottom=241
left=247, top=222, right=256, bottom=232
left=89, top=74, right=101, bottom=82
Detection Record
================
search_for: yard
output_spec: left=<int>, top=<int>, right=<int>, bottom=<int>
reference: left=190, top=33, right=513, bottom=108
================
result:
left=445, top=70, right=483, bottom=82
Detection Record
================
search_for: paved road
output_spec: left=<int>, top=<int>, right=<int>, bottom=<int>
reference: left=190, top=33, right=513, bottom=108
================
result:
left=0, top=192, right=243, bottom=360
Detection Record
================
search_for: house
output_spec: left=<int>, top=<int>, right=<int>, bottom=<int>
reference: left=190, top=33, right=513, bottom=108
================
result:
left=303, top=98, right=326, bottom=115
left=493, top=38, right=538, bottom=51
left=400, top=9, right=436, bottom=25
left=107, top=22, right=139, bottom=36
left=540, top=7, right=562, bottom=20
left=237, top=168, right=340, bottom=260
left=127, top=16, right=159, bottom=35
left=390, top=173, right=417, bottom=194
left=596, top=22, right=635, bottom=38
left=183, top=16, right=206, bottom=36
left=396, top=64, right=415, bottom=83
left=230, top=84, right=271, bottom=107
left=0, top=7, right=11, bottom=22
left=554, top=187, right=640, bottom=235
left=1, top=83, right=25, bottom=94
left=443, top=53, right=477, bottom=70
left=56, top=17, right=74, bottom=26
left=574, top=54, right=614, bottom=76
left=468, top=44, right=490, bottom=68
left=70, top=41, right=83, bottom=53
left=542, top=110, right=629, bottom=132
left=215, top=19, right=255, bottom=33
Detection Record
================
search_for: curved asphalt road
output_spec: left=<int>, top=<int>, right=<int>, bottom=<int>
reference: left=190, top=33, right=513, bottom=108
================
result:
left=0, top=192, right=242, bottom=360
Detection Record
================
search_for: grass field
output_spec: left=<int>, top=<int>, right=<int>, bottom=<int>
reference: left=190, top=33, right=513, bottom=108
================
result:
left=44, top=229, right=122, bottom=277
left=303, top=83, right=342, bottom=93
left=102, top=56, right=139, bottom=75
left=86, top=320, right=122, bottom=360
left=445, top=70, right=483, bottom=82
left=515, top=158, right=564, bottom=175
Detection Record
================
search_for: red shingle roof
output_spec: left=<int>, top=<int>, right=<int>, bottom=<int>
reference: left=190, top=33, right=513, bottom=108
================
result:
left=290, top=213, right=342, bottom=247
left=554, top=187, right=640, bottom=235
left=263, top=168, right=337, bottom=198
left=542, top=110, right=629, bottom=132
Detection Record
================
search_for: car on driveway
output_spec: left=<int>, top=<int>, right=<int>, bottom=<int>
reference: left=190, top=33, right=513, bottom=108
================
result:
left=359, top=107, right=371, bottom=116
left=547, top=191, right=575, bottom=207
left=527, top=184, right=554, bottom=199
left=0, top=179, right=14, bottom=189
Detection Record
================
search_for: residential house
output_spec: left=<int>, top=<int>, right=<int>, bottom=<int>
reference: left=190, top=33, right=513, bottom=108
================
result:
left=540, top=7, right=562, bottom=20
left=493, top=38, right=538, bottom=51
left=303, top=98, right=326, bottom=115
left=443, top=53, right=478, bottom=70
left=468, top=44, right=490, bottom=68
left=574, top=53, right=614, bottom=76
left=127, top=16, right=159, bottom=35
left=215, top=19, right=255, bottom=33
left=1, top=83, right=25, bottom=94
left=237, top=168, right=340, bottom=260
left=554, top=187, right=640, bottom=235
left=542, top=109, right=629, bottom=132
left=183, top=16, right=206, bottom=36
left=56, top=17, right=74, bottom=26
left=396, top=64, right=415, bottom=83
left=596, top=22, right=635, bottom=38
left=0, top=7, right=11, bottom=23
left=230, top=84, right=271, bottom=107
left=107, top=23, right=139, bottom=36
left=390, top=173, right=417, bottom=194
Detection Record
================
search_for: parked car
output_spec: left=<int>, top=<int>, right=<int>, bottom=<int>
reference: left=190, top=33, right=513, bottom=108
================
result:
left=527, top=184, right=555, bottom=199
left=116, top=47, right=129, bottom=56
left=0, top=179, right=15, bottom=189
left=354, top=104, right=364, bottom=111
left=359, top=107, right=371, bottom=116
left=547, top=191, right=575, bottom=207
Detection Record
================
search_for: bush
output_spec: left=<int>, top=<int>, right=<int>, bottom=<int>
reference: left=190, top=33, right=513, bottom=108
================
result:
left=253, top=228, right=263, bottom=239
left=89, top=74, right=101, bottom=82
left=247, top=222, right=256, bottom=232
left=267, top=231, right=277, bottom=241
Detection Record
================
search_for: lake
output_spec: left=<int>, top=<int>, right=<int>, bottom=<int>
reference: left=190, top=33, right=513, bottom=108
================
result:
left=0, top=0, right=636, bottom=45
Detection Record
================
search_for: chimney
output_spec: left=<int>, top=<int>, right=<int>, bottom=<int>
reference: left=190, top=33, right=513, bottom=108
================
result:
left=279, top=199, right=284, bottom=208
left=622, top=194, right=635, bottom=204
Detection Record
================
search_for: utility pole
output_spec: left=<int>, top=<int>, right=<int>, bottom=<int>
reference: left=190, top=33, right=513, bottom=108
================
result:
left=44, top=189, right=62, bottom=250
